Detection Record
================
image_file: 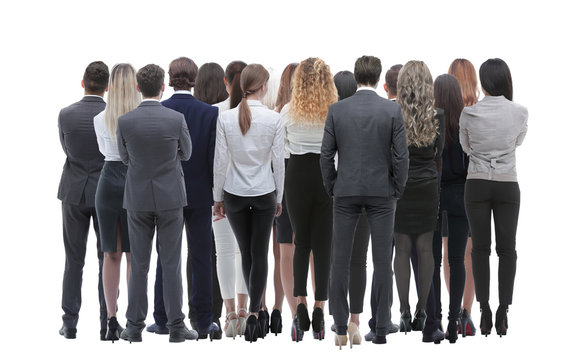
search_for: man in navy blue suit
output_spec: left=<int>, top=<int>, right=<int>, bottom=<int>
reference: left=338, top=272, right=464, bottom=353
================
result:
left=146, top=57, right=220, bottom=340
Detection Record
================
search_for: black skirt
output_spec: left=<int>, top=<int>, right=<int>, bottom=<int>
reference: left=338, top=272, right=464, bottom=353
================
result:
left=395, top=177, right=439, bottom=234
left=95, top=161, right=130, bottom=252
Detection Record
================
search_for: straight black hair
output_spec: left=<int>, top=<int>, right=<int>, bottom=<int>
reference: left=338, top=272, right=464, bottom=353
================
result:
left=479, top=58, right=513, bottom=101
left=333, top=71, right=357, bottom=100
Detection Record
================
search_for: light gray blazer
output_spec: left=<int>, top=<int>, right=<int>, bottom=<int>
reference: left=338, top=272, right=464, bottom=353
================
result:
left=459, top=95, right=528, bottom=182
left=320, top=90, right=409, bottom=199
left=117, top=101, right=192, bottom=211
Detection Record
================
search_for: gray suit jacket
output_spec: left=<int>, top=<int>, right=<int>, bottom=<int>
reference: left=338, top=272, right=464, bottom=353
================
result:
left=320, top=90, right=409, bottom=198
left=117, top=101, right=192, bottom=211
left=57, top=96, right=106, bottom=206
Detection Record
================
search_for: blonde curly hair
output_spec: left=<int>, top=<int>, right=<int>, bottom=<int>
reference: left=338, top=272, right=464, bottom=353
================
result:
left=397, top=60, right=439, bottom=147
left=289, top=57, right=338, bottom=125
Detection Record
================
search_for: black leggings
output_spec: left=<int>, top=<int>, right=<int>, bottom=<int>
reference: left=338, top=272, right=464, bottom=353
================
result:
left=465, top=179, right=520, bottom=307
left=224, top=191, right=276, bottom=313
left=285, top=153, right=333, bottom=301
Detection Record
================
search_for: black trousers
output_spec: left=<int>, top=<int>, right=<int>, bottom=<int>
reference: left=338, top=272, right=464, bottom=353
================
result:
left=224, top=191, right=276, bottom=313
left=465, top=179, right=520, bottom=306
left=285, top=153, right=333, bottom=300
left=61, top=202, right=107, bottom=330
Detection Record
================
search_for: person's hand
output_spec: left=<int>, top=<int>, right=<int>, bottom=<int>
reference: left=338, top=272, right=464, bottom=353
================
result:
left=275, top=203, right=282, bottom=217
left=213, top=201, right=226, bottom=221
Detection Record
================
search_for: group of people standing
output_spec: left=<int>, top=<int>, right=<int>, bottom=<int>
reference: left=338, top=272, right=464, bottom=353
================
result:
left=57, top=54, right=527, bottom=347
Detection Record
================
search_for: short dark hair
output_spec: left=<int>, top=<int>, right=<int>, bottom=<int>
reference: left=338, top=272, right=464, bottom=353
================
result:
left=194, top=62, right=229, bottom=105
left=333, top=71, right=357, bottom=100
left=354, top=55, right=382, bottom=86
left=83, top=61, right=109, bottom=94
left=479, top=58, right=513, bottom=101
left=169, top=57, right=197, bottom=90
left=385, top=64, right=403, bottom=95
left=136, top=64, right=165, bottom=98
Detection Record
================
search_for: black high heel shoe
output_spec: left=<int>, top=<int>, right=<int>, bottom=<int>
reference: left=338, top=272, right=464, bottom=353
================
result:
left=495, top=306, right=508, bottom=337
left=400, top=310, right=412, bottom=334
left=291, top=316, right=304, bottom=342
left=460, top=309, right=476, bottom=337
left=311, top=307, right=325, bottom=340
left=296, top=303, right=310, bottom=331
left=411, top=309, right=427, bottom=331
left=445, top=318, right=459, bottom=344
left=270, top=309, right=282, bottom=335
left=245, top=315, right=258, bottom=343
left=258, top=311, right=269, bottom=339
left=106, top=317, right=120, bottom=342
left=479, top=303, right=493, bottom=337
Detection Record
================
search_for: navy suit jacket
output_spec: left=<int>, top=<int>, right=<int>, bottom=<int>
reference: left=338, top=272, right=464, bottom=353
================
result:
left=162, top=93, right=218, bottom=208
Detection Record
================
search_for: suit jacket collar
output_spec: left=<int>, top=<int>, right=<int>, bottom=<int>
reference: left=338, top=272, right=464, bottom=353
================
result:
left=82, top=95, right=105, bottom=103
left=353, top=89, right=379, bottom=97
left=138, top=100, right=162, bottom=107
left=169, top=93, right=195, bottom=100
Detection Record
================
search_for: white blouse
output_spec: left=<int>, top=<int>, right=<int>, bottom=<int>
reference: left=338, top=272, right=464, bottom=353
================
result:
left=93, top=110, right=122, bottom=161
left=280, top=104, right=325, bottom=156
left=213, top=100, right=285, bottom=203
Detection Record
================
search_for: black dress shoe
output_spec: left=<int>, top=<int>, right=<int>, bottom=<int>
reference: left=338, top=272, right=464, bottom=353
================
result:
left=364, top=329, right=375, bottom=342
left=59, top=326, right=77, bottom=339
left=146, top=323, right=170, bottom=335
left=197, top=322, right=220, bottom=341
left=387, top=322, right=399, bottom=334
left=169, top=328, right=198, bottom=342
left=120, top=328, right=142, bottom=343
left=422, top=328, right=445, bottom=344
left=372, top=334, right=386, bottom=344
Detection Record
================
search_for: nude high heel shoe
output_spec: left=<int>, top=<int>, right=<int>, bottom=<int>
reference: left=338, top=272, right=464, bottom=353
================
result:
left=334, top=334, right=348, bottom=350
left=224, top=312, right=238, bottom=339
left=237, top=308, right=248, bottom=337
left=347, top=322, right=361, bottom=348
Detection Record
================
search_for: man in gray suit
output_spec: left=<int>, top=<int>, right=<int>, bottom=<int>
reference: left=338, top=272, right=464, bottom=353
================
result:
left=58, top=61, right=109, bottom=340
left=321, top=55, right=409, bottom=345
left=116, top=64, right=195, bottom=343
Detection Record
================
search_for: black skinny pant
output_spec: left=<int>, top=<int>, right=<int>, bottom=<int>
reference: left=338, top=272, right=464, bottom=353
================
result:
left=285, top=153, right=333, bottom=301
left=464, top=179, right=520, bottom=307
left=224, top=191, right=276, bottom=313
left=433, top=184, right=469, bottom=320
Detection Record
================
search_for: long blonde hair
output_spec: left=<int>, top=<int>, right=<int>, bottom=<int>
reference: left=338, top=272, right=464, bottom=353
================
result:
left=104, top=63, right=141, bottom=140
left=397, top=60, right=438, bottom=147
left=289, top=58, right=337, bottom=125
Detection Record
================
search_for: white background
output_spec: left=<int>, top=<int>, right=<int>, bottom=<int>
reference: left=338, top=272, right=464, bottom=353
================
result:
left=1, top=0, right=579, bottom=358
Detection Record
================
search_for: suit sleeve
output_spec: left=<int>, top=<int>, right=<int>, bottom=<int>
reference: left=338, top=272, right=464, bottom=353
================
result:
left=391, top=107, right=409, bottom=199
left=213, top=114, right=228, bottom=202
left=207, top=108, right=218, bottom=188
left=178, top=115, right=192, bottom=161
left=58, top=110, right=67, bottom=155
left=320, top=107, right=338, bottom=197
left=116, top=119, right=129, bottom=165
left=459, top=109, right=471, bottom=155
left=271, top=114, right=285, bottom=203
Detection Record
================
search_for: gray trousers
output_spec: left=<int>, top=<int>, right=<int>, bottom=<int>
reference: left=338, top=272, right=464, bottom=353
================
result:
left=330, top=196, right=395, bottom=336
left=126, top=208, right=185, bottom=332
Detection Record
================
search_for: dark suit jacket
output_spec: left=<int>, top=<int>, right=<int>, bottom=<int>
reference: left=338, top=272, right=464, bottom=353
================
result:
left=117, top=101, right=192, bottom=211
left=320, top=90, right=409, bottom=198
left=162, top=94, right=218, bottom=208
left=57, top=96, right=106, bottom=206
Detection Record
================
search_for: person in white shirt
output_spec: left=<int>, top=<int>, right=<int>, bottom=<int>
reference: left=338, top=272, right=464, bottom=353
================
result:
left=213, top=64, right=284, bottom=342
left=280, top=58, right=338, bottom=341
left=93, top=63, right=141, bottom=340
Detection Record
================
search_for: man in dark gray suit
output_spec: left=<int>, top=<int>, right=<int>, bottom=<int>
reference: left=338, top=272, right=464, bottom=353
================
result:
left=58, top=61, right=109, bottom=340
left=321, top=55, right=409, bottom=345
left=116, top=64, right=195, bottom=343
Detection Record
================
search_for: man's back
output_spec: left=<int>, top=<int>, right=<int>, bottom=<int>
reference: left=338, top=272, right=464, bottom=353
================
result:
left=117, top=101, right=192, bottom=211
left=321, top=90, right=408, bottom=199
left=58, top=96, right=106, bottom=206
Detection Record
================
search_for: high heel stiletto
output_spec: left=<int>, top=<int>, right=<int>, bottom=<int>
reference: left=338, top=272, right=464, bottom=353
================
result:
left=459, top=309, right=476, bottom=337
left=411, top=309, right=427, bottom=331
left=334, top=334, right=348, bottom=350
left=258, top=310, right=269, bottom=339
left=237, top=308, right=247, bottom=337
left=479, top=304, right=493, bottom=337
left=445, top=318, right=459, bottom=344
left=311, top=307, right=325, bottom=340
left=291, top=316, right=304, bottom=342
left=495, top=307, right=508, bottom=337
left=399, top=310, right=412, bottom=334
left=347, top=322, right=361, bottom=348
left=296, top=303, right=310, bottom=331
left=106, top=317, right=120, bottom=342
left=224, top=312, right=238, bottom=339
left=244, top=315, right=258, bottom=343
left=270, top=309, right=282, bottom=335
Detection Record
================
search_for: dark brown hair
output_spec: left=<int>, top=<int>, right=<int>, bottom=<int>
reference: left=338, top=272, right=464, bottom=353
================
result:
left=274, top=62, right=298, bottom=112
left=385, top=64, right=403, bottom=96
left=448, top=59, right=479, bottom=106
left=136, top=64, right=165, bottom=98
left=83, top=61, right=109, bottom=94
left=225, top=61, right=247, bottom=109
left=238, top=64, right=269, bottom=135
left=354, top=55, right=382, bottom=86
left=434, top=74, right=464, bottom=148
left=194, top=62, right=229, bottom=105
left=168, top=57, right=197, bottom=90
left=334, top=71, right=357, bottom=100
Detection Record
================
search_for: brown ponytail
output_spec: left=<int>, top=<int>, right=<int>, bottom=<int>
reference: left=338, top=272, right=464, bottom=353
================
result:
left=238, top=64, right=270, bottom=135
left=225, top=61, right=247, bottom=109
